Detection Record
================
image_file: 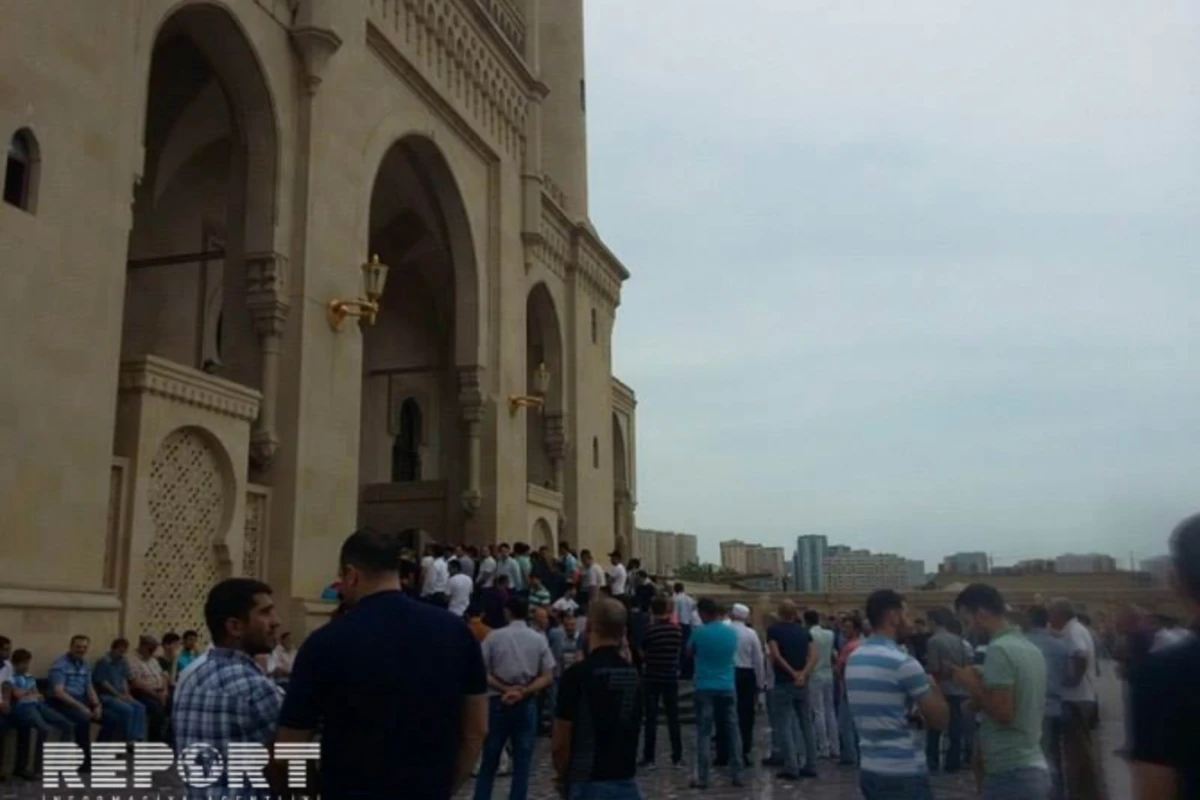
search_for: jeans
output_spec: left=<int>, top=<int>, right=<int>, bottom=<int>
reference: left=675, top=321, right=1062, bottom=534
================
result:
left=766, top=685, right=800, bottom=760
left=475, top=696, right=538, bottom=800
left=13, top=703, right=75, bottom=772
left=642, top=680, right=682, bottom=764
left=1062, top=701, right=1106, bottom=800
left=693, top=689, right=741, bottom=786
left=49, top=697, right=118, bottom=757
left=99, top=695, right=146, bottom=741
left=133, top=690, right=170, bottom=743
left=859, top=770, right=935, bottom=799
left=568, top=779, right=642, bottom=800
left=926, top=694, right=964, bottom=771
left=982, top=766, right=1051, bottom=799
left=772, top=682, right=817, bottom=775
left=838, top=680, right=859, bottom=765
left=809, top=674, right=839, bottom=758
left=1043, top=715, right=1065, bottom=800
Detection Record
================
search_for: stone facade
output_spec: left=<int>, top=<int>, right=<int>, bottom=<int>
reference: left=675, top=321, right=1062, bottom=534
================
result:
left=0, top=0, right=635, bottom=666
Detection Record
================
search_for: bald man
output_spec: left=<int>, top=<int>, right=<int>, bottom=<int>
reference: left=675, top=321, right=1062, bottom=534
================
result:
left=553, top=598, right=643, bottom=798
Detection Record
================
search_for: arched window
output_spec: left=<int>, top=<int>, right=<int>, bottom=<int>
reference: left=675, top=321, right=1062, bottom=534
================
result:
left=4, top=128, right=38, bottom=212
left=592, top=436, right=599, bottom=469
left=391, top=399, right=423, bottom=482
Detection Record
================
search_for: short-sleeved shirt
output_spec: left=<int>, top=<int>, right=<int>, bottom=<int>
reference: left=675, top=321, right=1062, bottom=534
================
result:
left=48, top=654, right=92, bottom=702
left=480, top=620, right=556, bottom=694
left=809, top=625, right=835, bottom=680
left=128, top=655, right=167, bottom=694
left=278, top=590, right=487, bottom=799
left=1025, top=627, right=1069, bottom=718
left=1059, top=618, right=1097, bottom=703
left=10, top=673, right=39, bottom=706
left=979, top=626, right=1048, bottom=775
left=92, top=653, right=129, bottom=695
left=1131, top=631, right=1199, bottom=798
left=173, top=648, right=283, bottom=796
left=926, top=631, right=971, bottom=697
left=555, top=645, right=641, bottom=786
left=607, top=564, right=628, bottom=596
left=641, top=620, right=683, bottom=683
left=767, top=621, right=813, bottom=687
left=690, top=621, right=737, bottom=692
left=846, top=635, right=931, bottom=777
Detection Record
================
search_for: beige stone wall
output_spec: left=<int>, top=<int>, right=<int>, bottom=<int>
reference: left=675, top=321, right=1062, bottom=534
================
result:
left=0, top=0, right=633, bottom=649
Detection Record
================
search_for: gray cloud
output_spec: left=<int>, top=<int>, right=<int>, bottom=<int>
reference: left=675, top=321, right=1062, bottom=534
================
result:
left=585, top=1, right=1200, bottom=568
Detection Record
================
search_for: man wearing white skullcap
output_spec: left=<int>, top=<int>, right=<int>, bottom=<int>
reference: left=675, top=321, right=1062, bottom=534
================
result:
left=730, top=604, right=766, bottom=767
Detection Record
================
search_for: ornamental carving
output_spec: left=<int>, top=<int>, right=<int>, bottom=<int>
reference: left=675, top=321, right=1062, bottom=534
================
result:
left=140, top=429, right=229, bottom=638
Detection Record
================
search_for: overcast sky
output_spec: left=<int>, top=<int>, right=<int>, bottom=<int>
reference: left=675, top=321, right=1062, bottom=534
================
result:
left=584, top=1, right=1200, bottom=569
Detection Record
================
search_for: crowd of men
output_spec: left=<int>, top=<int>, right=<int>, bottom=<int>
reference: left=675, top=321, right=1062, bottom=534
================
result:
left=0, top=514, right=1196, bottom=799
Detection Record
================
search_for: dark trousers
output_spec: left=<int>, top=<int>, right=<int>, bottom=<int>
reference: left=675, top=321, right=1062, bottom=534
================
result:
left=132, top=690, right=170, bottom=743
left=734, top=668, right=757, bottom=760
left=926, top=694, right=964, bottom=771
left=642, top=680, right=682, bottom=764
left=678, top=625, right=694, bottom=680
left=1062, top=701, right=1107, bottom=800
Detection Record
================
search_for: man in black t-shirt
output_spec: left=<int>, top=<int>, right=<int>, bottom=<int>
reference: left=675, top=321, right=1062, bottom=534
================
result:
left=553, top=597, right=643, bottom=798
left=1130, top=513, right=1200, bottom=800
left=275, top=528, right=488, bottom=799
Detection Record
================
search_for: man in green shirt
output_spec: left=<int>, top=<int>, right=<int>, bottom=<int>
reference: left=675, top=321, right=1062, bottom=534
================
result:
left=952, top=583, right=1049, bottom=799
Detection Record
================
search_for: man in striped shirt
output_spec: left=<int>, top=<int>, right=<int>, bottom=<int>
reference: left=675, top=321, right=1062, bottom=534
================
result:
left=847, top=589, right=949, bottom=800
left=639, top=595, right=684, bottom=768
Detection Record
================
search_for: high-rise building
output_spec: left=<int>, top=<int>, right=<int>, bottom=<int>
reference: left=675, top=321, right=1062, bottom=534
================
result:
left=1140, top=555, right=1172, bottom=585
left=720, top=540, right=786, bottom=576
left=825, top=549, right=912, bottom=592
left=793, top=535, right=828, bottom=592
left=1054, top=553, right=1117, bottom=573
left=634, top=528, right=697, bottom=577
left=942, top=552, right=990, bottom=575
left=905, top=559, right=926, bottom=588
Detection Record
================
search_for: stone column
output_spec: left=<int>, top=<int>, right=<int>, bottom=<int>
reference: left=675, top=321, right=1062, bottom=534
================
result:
left=245, top=252, right=289, bottom=475
left=457, top=366, right=484, bottom=517
left=543, top=411, right=567, bottom=491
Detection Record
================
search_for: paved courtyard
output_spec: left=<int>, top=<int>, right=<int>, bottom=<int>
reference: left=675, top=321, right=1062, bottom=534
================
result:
left=0, top=666, right=1132, bottom=799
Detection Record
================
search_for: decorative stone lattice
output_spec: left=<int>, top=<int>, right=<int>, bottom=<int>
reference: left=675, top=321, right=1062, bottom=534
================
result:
left=243, top=488, right=268, bottom=579
left=140, top=429, right=227, bottom=637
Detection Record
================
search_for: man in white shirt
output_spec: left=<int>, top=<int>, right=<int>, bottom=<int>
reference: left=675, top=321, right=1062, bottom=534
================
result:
left=1049, top=597, right=1107, bottom=800
left=730, top=604, right=766, bottom=767
left=580, top=550, right=606, bottom=611
left=477, top=545, right=497, bottom=589
left=422, top=544, right=450, bottom=608
left=447, top=559, right=474, bottom=617
left=607, top=551, right=628, bottom=598
left=803, top=609, right=839, bottom=760
left=672, top=583, right=697, bottom=680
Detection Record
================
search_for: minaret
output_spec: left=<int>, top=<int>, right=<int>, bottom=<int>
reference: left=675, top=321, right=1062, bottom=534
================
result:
left=536, top=0, right=588, bottom=220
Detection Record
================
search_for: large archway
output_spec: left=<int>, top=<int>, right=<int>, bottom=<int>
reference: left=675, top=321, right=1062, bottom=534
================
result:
left=115, top=2, right=280, bottom=636
left=526, top=283, right=565, bottom=490
left=358, top=136, right=480, bottom=544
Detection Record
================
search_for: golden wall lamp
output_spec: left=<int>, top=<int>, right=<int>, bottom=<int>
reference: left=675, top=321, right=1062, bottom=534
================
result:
left=509, top=362, right=551, bottom=415
left=327, top=255, right=390, bottom=330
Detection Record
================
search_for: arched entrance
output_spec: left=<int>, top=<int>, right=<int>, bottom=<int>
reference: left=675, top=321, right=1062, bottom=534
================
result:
left=613, top=413, right=632, bottom=557
left=526, top=283, right=565, bottom=490
left=358, top=136, right=480, bottom=545
left=532, top=518, right=555, bottom=552
left=114, top=3, right=280, bottom=637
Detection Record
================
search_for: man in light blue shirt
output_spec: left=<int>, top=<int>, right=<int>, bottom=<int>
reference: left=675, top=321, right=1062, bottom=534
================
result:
left=687, top=598, right=743, bottom=790
left=847, top=590, right=949, bottom=800
left=1025, top=605, right=1070, bottom=799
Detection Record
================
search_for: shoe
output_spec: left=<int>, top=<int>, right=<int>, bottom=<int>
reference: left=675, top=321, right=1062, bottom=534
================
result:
left=688, top=781, right=708, bottom=790
left=637, top=759, right=655, bottom=769
left=775, top=771, right=800, bottom=781
left=732, top=778, right=745, bottom=788
left=799, top=769, right=818, bottom=778
left=761, top=756, right=784, bottom=767
left=672, top=759, right=684, bottom=769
